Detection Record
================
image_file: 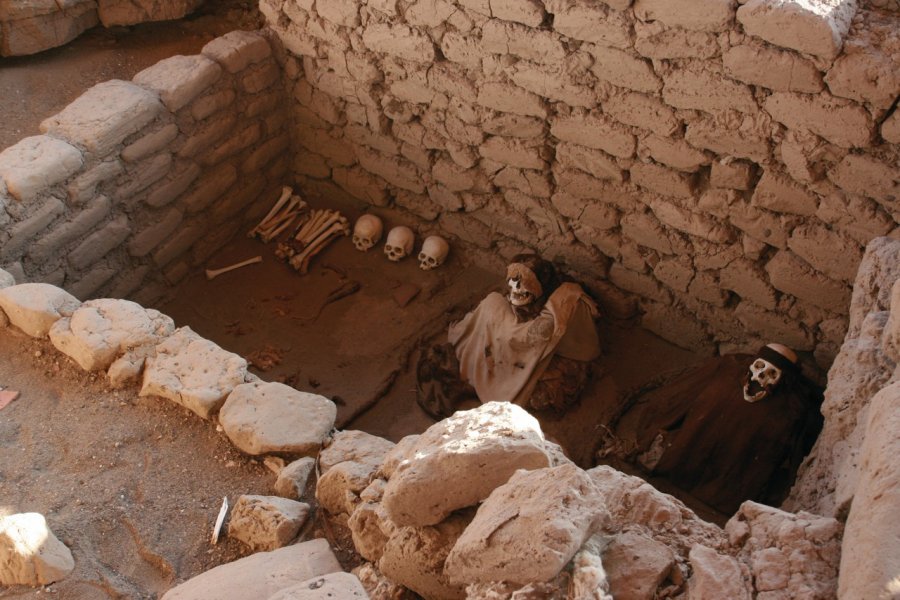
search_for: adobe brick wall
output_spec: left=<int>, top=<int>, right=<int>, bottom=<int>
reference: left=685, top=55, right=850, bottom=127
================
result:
left=0, top=30, right=290, bottom=307
left=265, top=0, right=899, bottom=373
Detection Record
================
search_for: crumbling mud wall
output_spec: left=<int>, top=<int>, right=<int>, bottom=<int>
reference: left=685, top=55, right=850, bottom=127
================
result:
left=264, top=0, right=900, bottom=370
left=0, top=30, right=290, bottom=307
left=0, top=0, right=204, bottom=57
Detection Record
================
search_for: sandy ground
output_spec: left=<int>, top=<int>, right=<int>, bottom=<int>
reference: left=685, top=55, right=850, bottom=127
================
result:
left=0, top=3, right=720, bottom=597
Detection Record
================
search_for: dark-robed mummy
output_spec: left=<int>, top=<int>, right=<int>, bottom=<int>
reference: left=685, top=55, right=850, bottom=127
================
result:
left=631, top=344, right=823, bottom=514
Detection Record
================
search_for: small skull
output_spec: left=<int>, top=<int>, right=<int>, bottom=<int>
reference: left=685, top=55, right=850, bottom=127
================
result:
left=743, top=358, right=783, bottom=402
left=352, top=214, right=383, bottom=252
left=417, top=235, right=449, bottom=271
left=384, top=226, right=414, bottom=262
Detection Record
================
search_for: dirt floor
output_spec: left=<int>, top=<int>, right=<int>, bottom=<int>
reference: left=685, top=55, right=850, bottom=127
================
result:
left=0, top=3, right=720, bottom=598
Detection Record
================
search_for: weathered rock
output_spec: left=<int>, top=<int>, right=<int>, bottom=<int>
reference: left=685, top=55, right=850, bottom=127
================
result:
left=0, top=0, right=98, bottom=57
left=315, top=430, right=396, bottom=516
left=0, top=283, right=80, bottom=338
left=228, top=495, right=310, bottom=552
left=570, top=536, right=614, bottom=600
left=727, top=501, right=842, bottom=599
left=159, top=538, right=342, bottom=600
left=267, top=572, right=370, bottom=599
left=445, top=464, right=605, bottom=585
left=202, top=30, right=272, bottom=74
left=48, top=298, right=174, bottom=372
left=140, top=326, right=248, bottom=419
left=0, top=135, right=83, bottom=201
left=883, top=279, right=900, bottom=363
left=736, top=0, right=857, bottom=60
left=602, top=531, right=675, bottom=600
left=381, top=402, right=550, bottom=527
left=687, top=545, right=751, bottom=599
left=220, top=382, right=335, bottom=456
left=355, top=562, right=418, bottom=600
left=96, top=0, right=203, bottom=26
left=133, top=54, right=222, bottom=112
left=275, top=457, right=317, bottom=500
left=634, top=0, right=736, bottom=32
left=0, top=513, right=74, bottom=586
left=347, top=495, right=394, bottom=563
left=379, top=511, right=472, bottom=600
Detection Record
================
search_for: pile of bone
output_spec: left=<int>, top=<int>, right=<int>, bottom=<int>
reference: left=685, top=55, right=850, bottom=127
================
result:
left=352, top=214, right=449, bottom=271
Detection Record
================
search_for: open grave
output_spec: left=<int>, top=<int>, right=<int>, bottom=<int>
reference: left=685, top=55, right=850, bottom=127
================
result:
left=1, top=0, right=899, bottom=597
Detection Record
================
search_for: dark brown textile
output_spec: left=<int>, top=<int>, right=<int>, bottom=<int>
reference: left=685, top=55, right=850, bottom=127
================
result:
left=529, top=355, right=592, bottom=413
left=635, top=354, right=823, bottom=514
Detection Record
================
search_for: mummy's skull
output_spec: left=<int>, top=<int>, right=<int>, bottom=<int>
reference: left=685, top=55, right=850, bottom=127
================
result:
left=352, top=214, right=383, bottom=252
left=743, top=358, right=783, bottom=402
left=418, top=235, right=449, bottom=270
left=506, top=263, right=543, bottom=307
left=384, top=226, right=414, bottom=262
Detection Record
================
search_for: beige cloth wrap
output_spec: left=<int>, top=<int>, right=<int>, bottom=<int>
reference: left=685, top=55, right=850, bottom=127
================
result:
left=448, top=282, right=601, bottom=405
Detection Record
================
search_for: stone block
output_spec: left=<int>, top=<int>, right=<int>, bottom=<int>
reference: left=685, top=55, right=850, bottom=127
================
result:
left=441, top=31, right=483, bottom=69
left=555, top=144, right=624, bottom=182
left=551, top=113, right=635, bottom=158
left=490, top=0, right=545, bottom=26
left=643, top=300, right=715, bottom=351
left=294, top=125, right=355, bottom=166
left=115, top=152, right=172, bottom=202
left=67, top=159, right=122, bottom=205
left=445, top=465, right=604, bottom=585
left=546, top=0, right=632, bottom=48
left=711, top=160, right=753, bottom=190
left=727, top=200, right=789, bottom=248
left=275, top=457, right=316, bottom=500
left=28, top=195, right=111, bottom=264
left=882, top=111, right=900, bottom=144
left=0, top=283, right=80, bottom=338
left=481, top=19, right=566, bottom=64
left=203, top=122, right=261, bottom=166
left=0, top=513, right=74, bottom=586
left=362, top=23, right=435, bottom=62
left=766, top=250, right=851, bottom=314
left=229, top=495, right=309, bottom=552
left=736, top=0, right=857, bottom=61
left=220, top=382, right=336, bottom=456
left=685, top=114, right=771, bottom=162
left=476, top=82, right=546, bottom=118
left=316, top=0, right=359, bottom=26
left=0, top=136, right=83, bottom=202
left=723, top=43, right=823, bottom=93
left=332, top=167, right=390, bottom=205
left=129, top=208, right=183, bottom=257
left=654, top=256, right=693, bottom=292
left=141, top=326, right=247, bottom=419
left=242, top=135, right=290, bottom=174
left=788, top=223, right=863, bottom=283
left=242, top=61, right=280, bottom=94
left=152, top=224, right=205, bottom=267
left=159, top=539, right=341, bottom=600
left=0, top=1, right=97, bottom=57
left=688, top=545, right=751, bottom=599
left=357, top=147, right=424, bottom=194
left=605, top=93, right=679, bottom=136
left=405, top=0, right=456, bottom=27
left=735, top=299, right=815, bottom=349
left=381, top=402, right=550, bottom=527
left=603, top=532, right=675, bottom=600
left=663, top=65, right=757, bottom=114
left=146, top=163, right=200, bottom=208
left=510, top=63, right=596, bottom=108
left=751, top=169, right=819, bottom=216
left=0, top=197, right=66, bottom=262
left=479, top=136, right=546, bottom=170
left=68, top=215, right=130, bottom=270
left=720, top=258, right=778, bottom=309
left=268, top=573, right=369, bottom=600
left=121, top=124, right=179, bottom=163
left=609, top=264, right=671, bottom=302
left=621, top=211, right=673, bottom=253
left=48, top=298, right=174, bottom=371
left=828, top=154, right=899, bottom=208
left=192, top=88, right=236, bottom=121
left=202, top=30, right=271, bottom=74
left=634, top=21, right=720, bottom=59
left=40, top=80, right=164, bottom=157
left=642, top=135, right=708, bottom=172
left=97, top=0, right=203, bottom=26
left=632, top=163, right=697, bottom=199
left=633, top=0, right=736, bottom=31
left=764, top=91, right=873, bottom=148
left=133, top=55, right=222, bottom=113
left=589, top=46, right=661, bottom=93
left=178, top=113, right=236, bottom=158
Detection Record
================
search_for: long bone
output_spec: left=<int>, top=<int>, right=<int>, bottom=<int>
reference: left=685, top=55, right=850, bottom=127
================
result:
left=289, top=221, right=348, bottom=273
left=293, top=209, right=324, bottom=243
left=205, top=256, right=263, bottom=280
left=260, top=207, right=304, bottom=242
left=258, top=195, right=305, bottom=234
left=295, top=209, right=335, bottom=244
left=249, top=187, right=292, bottom=237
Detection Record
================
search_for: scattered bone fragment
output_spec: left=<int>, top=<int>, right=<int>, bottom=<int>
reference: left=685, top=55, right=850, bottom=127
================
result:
left=205, top=255, right=263, bottom=280
left=159, top=538, right=342, bottom=600
left=228, top=494, right=310, bottom=552
left=211, top=496, right=229, bottom=545
left=249, top=186, right=308, bottom=243
left=0, top=513, right=74, bottom=586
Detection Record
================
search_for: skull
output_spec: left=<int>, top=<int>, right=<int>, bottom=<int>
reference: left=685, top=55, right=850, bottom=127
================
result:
left=417, top=235, right=449, bottom=270
left=384, top=226, right=414, bottom=262
left=743, top=358, right=783, bottom=402
left=506, top=262, right=543, bottom=307
left=352, top=214, right=383, bottom=252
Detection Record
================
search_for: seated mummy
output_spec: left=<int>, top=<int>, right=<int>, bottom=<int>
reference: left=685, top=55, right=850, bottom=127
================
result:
left=416, top=254, right=601, bottom=418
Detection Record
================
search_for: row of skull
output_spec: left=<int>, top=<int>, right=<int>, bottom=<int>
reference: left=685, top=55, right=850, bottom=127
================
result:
left=352, top=214, right=450, bottom=271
